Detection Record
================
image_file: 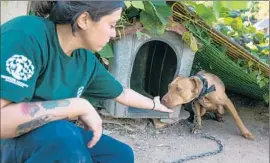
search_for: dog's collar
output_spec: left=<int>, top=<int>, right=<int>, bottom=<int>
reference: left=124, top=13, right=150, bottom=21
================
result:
left=193, top=74, right=216, bottom=98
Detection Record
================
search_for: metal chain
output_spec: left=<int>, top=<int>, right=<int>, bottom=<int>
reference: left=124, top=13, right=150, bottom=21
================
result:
left=172, top=120, right=223, bottom=163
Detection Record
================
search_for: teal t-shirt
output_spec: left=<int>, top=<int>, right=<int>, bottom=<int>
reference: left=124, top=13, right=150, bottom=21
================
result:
left=1, top=16, right=123, bottom=103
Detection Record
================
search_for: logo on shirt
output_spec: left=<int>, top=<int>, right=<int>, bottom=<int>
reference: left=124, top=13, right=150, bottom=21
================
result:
left=1, top=55, right=35, bottom=88
left=6, top=55, right=35, bottom=81
left=77, top=86, right=84, bottom=97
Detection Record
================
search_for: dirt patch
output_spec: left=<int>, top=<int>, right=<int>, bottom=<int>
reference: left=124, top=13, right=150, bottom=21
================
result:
left=101, top=96, right=269, bottom=163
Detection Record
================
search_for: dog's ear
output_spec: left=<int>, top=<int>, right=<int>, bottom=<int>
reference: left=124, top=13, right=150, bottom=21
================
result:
left=189, top=77, right=203, bottom=95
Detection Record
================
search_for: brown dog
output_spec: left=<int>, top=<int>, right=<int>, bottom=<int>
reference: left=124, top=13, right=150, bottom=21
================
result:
left=162, top=71, right=255, bottom=140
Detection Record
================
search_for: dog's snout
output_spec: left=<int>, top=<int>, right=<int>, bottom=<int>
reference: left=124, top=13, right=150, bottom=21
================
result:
left=161, top=97, right=168, bottom=105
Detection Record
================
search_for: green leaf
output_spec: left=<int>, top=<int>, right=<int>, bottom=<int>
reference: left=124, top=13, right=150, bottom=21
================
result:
left=125, top=6, right=140, bottom=19
left=230, top=17, right=243, bottom=31
left=259, top=56, right=268, bottom=64
left=261, top=49, right=269, bottom=56
left=224, top=17, right=234, bottom=25
left=142, top=1, right=171, bottom=25
left=182, top=32, right=190, bottom=41
left=223, top=18, right=236, bottom=31
left=259, top=81, right=266, bottom=88
left=247, top=26, right=256, bottom=33
left=182, top=32, right=198, bottom=52
left=248, top=60, right=254, bottom=67
left=131, top=1, right=144, bottom=10
left=124, top=1, right=131, bottom=8
left=263, top=93, right=269, bottom=104
left=140, top=11, right=165, bottom=35
left=221, top=1, right=248, bottom=10
left=213, top=1, right=222, bottom=18
left=195, top=4, right=216, bottom=24
left=139, top=1, right=171, bottom=35
left=153, top=1, right=172, bottom=18
left=152, top=1, right=168, bottom=6
left=143, top=1, right=157, bottom=17
left=257, top=74, right=262, bottom=82
left=219, top=7, right=230, bottom=17
left=98, top=43, right=114, bottom=58
left=245, top=42, right=258, bottom=51
left=255, top=32, right=265, bottom=41
left=250, top=71, right=257, bottom=78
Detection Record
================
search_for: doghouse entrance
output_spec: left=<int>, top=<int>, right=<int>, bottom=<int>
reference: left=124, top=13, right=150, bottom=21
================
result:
left=130, top=41, right=177, bottom=99
left=104, top=31, right=195, bottom=118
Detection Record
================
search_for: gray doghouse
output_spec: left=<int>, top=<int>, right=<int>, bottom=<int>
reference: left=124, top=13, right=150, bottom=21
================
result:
left=104, top=31, right=195, bottom=118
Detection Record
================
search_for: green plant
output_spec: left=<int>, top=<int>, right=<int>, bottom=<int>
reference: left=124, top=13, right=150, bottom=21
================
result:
left=97, top=1, right=269, bottom=103
left=181, top=1, right=269, bottom=102
left=123, top=1, right=172, bottom=35
left=98, top=1, right=173, bottom=58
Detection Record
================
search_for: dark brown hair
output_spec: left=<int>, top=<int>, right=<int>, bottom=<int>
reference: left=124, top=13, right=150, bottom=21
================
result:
left=31, top=1, right=124, bottom=33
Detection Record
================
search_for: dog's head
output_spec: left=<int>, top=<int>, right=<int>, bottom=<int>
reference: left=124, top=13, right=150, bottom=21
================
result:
left=161, top=75, right=203, bottom=108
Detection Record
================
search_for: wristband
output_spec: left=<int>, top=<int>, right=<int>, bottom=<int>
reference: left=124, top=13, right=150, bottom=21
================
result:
left=152, top=99, right=155, bottom=110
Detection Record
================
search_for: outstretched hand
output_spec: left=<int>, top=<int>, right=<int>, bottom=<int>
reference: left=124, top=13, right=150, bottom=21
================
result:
left=153, top=96, right=173, bottom=113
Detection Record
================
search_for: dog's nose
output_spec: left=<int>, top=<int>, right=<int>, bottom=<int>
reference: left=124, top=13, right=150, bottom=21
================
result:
left=161, top=98, right=167, bottom=105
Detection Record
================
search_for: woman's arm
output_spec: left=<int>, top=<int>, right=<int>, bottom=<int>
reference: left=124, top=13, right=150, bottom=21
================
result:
left=0, top=98, right=90, bottom=138
left=114, top=88, right=173, bottom=113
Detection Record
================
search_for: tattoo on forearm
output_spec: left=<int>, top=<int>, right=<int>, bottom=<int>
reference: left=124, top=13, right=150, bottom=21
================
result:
left=21, top=103, right=40, bottom=117
left=41, top=100, right=70, bottom=110
left=15, top=114, right=65, bottom=136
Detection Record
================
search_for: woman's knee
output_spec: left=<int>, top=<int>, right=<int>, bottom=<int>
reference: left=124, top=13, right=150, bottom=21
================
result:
left=24, top=136, right=92, bottom=163
left=14, top=120, right=92, bottom=163
left=51, top=136, right=91, bottom=160
left=27, top=120, right=83, bottom=143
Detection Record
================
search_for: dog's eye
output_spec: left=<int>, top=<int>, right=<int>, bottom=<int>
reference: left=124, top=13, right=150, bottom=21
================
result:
left=176, top=87, right=181, bottom=92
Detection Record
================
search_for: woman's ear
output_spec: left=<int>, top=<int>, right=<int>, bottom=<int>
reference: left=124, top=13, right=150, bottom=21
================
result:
left=76, top=12, right=91, bottom=30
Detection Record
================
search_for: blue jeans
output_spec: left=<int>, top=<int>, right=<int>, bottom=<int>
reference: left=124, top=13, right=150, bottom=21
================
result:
left=1, top=120, right=134, bottom=163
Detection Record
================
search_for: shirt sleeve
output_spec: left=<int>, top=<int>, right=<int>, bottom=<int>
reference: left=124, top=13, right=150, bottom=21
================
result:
left=83, top=56, right=123, bottom=101
left=1, top=31, right=42, bottom=103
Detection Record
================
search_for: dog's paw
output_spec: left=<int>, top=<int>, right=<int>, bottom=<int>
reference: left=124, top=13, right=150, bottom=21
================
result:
left=242, top=132, right=255, bottom=140
left=152, top=119, right=168, bottom=129
left=191, top=126, right=201, bottom=134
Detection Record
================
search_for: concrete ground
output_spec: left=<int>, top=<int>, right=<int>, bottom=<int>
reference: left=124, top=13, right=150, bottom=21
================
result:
left=102, top=96, right=269, bottom=163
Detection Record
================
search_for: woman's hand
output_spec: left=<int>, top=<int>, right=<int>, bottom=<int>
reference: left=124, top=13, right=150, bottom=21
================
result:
left=79, top=105, right=103, bottom=148
left=153, top=96, right=173, bottom=113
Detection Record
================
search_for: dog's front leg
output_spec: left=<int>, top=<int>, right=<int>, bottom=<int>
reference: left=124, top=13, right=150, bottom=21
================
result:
left=191, top=102, right=202, bottom=134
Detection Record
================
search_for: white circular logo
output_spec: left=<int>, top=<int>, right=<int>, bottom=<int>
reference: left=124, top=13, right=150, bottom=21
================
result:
left=6, top=55, right=35, bottom=81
